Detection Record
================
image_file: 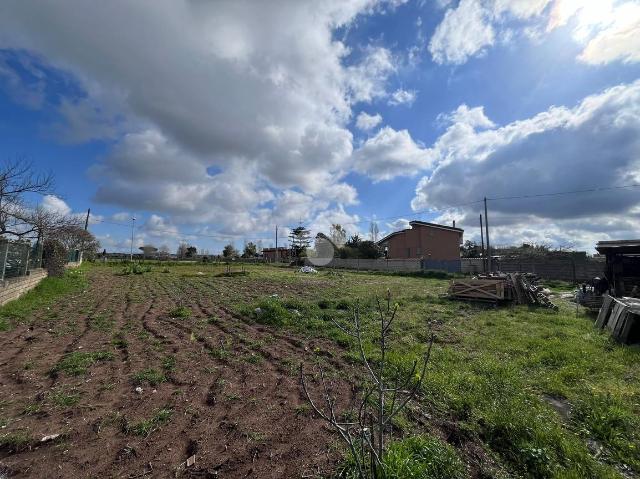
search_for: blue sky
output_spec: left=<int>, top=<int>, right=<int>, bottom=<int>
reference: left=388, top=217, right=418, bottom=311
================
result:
left=0, top=0, right=639, bottom=253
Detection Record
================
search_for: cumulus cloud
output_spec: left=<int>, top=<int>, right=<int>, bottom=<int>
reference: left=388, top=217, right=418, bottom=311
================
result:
left=356, top=111, right=383, bottom=131
left=41, top=195, right=72, bottom=216
left=353, top=126, right=432, bottom=181
left=412, top=80, right=640, bottom=250
left=577, top=2, right=640, bottom=65
left=388, top=88, right=417, bottom=106
left=430, top=0, right=640, bottom=66
left=387, top=218, right=411, bottom=231
left=0, top=0, right=393, bottom=236
left=429, top=0, right=496, bottom=65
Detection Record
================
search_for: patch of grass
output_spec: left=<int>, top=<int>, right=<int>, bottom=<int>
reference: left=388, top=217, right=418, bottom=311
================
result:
left=169, top=306, right=191, bottom=319
left=89, top=311, right=114, bottom=331
left=21, top=402, right=42, bottom=415
left=245, top=431, right=267, bottom=442
left=382, top=435, right=466, bottom=479
left=242, top=352, right=263, bottom=364
left=0, top=269, right=87, bottom=329
left=120, top=263, right=151, bottom=275
left=161, top=355, right=177, bottom=371
left=207, top=345, right=230, bottom=360
left=132, top=368, right=166, bottom=386
left=125, top=407, right=172, bottom=437
left=246, top=298, right=292, bottom=326
left=50, top=388, right=81, bottom=408
left=51, top=350, right=114, bottom=376
left=111, top=332, right=128, bottom=349
left=0, top=431, right=32, bottom=452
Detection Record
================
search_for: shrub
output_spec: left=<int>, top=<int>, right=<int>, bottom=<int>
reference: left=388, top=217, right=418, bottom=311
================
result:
left=43, top=239, right=67, bottom=277
left=169, top=306, right=191, bottom=318
left=253, top=298, right=291, bottom=326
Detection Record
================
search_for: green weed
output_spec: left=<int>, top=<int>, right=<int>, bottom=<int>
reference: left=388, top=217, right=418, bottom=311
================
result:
left=125, top=407, right=172, bottom=437
left=132, top=368, right=166, bottom=386
left=51, top=351, right=114, bottom=376
left=169, top=306, right=191, bottom=318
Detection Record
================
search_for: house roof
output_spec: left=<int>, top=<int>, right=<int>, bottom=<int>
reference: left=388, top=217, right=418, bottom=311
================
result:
left=596, top=240, right=640, bottom=255
left=377, top=220, right=464, bottom=245
left=408, top=220, right=464, bottom=233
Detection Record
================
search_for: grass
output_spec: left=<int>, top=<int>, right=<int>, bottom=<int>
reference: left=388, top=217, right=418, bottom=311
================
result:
left=51, top=351, right=114, bottom=376
left=89, top=311, right=114, bottom=331
left=125, top=407, right=173, bottom=437
left=50, top=388, right=81, bottom=407
left=0, top=431, right=32, bottom=452
left=14, top=261, right=637, bottom=478
left=0, top=268, right=87, bottom=330
left=226, top=264, right=640, bottom=478
left=132, top=368, right=166, bottom=386
left=169, top=305, right=191, bottom=318
left=381, top=435, right=466, bottom=479
left=161, top=355, right=177, bottom=371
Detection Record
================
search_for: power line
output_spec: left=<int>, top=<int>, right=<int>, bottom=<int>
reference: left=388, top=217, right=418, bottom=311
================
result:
left=487, top=183, right=640, bottom=201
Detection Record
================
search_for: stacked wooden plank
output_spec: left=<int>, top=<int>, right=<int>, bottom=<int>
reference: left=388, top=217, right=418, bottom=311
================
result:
left=448, top=272, right=558, bottom=309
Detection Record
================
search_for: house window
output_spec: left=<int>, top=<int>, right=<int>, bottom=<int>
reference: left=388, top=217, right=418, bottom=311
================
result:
left=416, top=247, right=422, bottom=256
left=407, top=248, right=411, bottom=258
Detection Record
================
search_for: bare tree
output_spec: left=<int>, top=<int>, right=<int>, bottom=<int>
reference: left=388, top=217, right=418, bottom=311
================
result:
left=300, top=292, right=433, bottom=478
left=28, top=206, right=82, bottom=240
left=369, top=221, right=379, bottom=243
left=0, top=160, right=54, bottom=238
left=330, top=223, right=347, bottom=247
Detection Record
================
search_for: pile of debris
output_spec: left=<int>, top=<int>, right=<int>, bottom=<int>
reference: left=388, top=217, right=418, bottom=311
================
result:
left=448, top=272, right=558, bottom=310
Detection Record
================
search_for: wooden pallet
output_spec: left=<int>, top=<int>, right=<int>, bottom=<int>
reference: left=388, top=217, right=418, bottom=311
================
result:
left=449, top=279, right=505, bottom=301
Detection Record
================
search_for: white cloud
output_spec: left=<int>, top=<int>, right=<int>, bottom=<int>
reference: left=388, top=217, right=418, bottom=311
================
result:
left=0, top=0, right=393, bottom=236
left=430, top=0, right=639, bottom=66
left=412, top=80, right=640, bottom=249
left=577, top=2, right=640, bottom=65
left=353, top=126, right=432, bottom=181
left=355, top=111, right=383, bottom=131
left=41, top=195, right=72, bottom=216
left=346, top=46, right=397, bottom=103
left=493, top=0, right=551, bottom=19
left=429, top=0, right=495, bottom=65
left=388, top=88, right=417, bottom=106
left=387, top=218, right=411, bottom=231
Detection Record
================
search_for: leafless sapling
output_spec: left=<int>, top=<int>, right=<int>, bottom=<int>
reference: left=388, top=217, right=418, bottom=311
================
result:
left=300, top=291, right=434, bottom=478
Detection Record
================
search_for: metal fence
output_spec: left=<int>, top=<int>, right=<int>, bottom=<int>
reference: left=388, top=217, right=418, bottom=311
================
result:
left=0, top=239, right=44, bottom=280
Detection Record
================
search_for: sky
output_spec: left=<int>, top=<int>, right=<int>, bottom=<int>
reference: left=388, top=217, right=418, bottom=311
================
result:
left=0, top=0, right=639, bottom=254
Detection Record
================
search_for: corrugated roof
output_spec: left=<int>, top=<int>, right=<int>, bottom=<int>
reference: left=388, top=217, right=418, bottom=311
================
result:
left=596, top=240, right=640, bottom=254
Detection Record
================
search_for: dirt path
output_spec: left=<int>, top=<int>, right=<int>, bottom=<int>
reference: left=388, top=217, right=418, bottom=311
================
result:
left=0, top=268, right=355, bottom=478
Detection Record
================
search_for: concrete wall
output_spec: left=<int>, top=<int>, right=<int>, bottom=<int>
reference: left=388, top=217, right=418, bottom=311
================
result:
left=306, top=258, right=422, bottom=271
left=461, top=257, right=605, bottom=281
left=0, top=269, right=47, bottom=306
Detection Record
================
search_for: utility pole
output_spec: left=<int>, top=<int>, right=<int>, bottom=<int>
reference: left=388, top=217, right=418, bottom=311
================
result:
left=275, top=225, right=278, bottom=263
left=130, top=216, right=136, bottom=262
left=79, top=208, right=91, bottom=263
left=484, top=198, right=491, bottom=273
left=479, top=214, right=485, bottom=272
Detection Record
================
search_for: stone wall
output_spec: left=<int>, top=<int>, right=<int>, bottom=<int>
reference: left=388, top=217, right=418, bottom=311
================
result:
left=0, top=269, right=48, bottom=306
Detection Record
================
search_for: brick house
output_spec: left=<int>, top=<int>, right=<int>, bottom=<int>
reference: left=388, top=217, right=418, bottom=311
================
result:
left=377, top=221, right=463, bottom=261
left=262, top=247, right=291, bottom=262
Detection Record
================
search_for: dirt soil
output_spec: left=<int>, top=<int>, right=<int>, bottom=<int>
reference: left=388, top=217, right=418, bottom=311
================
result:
left=0, top=268, right=356, bottom=478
